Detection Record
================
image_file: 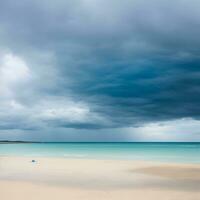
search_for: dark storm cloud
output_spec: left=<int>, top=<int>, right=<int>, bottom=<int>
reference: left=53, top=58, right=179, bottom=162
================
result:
left=0, top=0, right=200, bottom=132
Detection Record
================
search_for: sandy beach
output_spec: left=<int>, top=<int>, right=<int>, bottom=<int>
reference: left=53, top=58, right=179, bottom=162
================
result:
left=0, top=156, right=200, bottom=200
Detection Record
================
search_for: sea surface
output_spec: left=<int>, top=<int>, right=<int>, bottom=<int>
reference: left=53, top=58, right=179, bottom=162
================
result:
left=0, top=142, right=200, bottom=163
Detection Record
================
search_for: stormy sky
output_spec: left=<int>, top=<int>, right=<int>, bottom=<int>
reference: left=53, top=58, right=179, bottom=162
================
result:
left=0, top=0, right=200, bottom=141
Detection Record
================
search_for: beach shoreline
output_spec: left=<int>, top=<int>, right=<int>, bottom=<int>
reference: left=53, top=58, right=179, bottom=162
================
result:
left=1, top=156, right=200, bottom=200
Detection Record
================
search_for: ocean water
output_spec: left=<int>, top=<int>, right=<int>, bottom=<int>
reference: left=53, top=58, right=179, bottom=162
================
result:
left=0, top=142, right=200, bottom=163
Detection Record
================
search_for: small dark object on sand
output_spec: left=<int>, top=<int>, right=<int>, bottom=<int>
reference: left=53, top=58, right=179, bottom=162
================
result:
left=31, top=159, right=36, bottom=163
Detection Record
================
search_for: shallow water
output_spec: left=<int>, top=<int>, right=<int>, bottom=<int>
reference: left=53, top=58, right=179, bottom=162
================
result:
left=0, top=142, right=200, bottom=163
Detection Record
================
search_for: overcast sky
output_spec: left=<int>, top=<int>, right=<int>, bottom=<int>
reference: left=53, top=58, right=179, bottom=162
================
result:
left=0, top=0, right=200, bottom=141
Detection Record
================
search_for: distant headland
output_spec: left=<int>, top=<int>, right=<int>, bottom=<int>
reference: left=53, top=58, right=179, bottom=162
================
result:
left=0, top=140, right=40, bottom=144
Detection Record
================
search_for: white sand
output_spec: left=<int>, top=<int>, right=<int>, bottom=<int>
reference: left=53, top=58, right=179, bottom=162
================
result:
left=1, top=156, right=200, bottom=200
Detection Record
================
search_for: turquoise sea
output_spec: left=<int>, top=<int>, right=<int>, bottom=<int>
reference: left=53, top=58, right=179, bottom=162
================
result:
left=0, top=142, right=200, bottom=163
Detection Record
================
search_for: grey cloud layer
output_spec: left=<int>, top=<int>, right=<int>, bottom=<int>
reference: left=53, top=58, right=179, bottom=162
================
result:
left=0, top=0, right=200, bottom=132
